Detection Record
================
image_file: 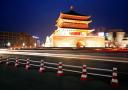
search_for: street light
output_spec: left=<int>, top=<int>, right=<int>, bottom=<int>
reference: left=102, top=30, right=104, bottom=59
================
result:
left=22, top=42, right=25, bottom=48
left=34, top=43, right=37, bottom=47
left=7, top=42, right=11, bottom=47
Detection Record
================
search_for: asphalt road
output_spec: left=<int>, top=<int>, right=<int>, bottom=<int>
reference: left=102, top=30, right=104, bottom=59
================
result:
left=0, top=62, right=128, bottom=90
left=0, top=49, right=128, bottom=90
left=0, top=49, right=128, bottom=78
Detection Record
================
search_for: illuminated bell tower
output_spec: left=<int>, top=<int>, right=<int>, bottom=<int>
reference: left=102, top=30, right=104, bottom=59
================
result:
left=54, top=6, right=94, bottom=36
left=48, top=6, right=104, bottom=47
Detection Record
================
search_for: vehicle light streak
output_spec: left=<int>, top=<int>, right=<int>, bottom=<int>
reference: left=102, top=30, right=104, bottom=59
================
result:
left=0, top=50, right=128, bottom=63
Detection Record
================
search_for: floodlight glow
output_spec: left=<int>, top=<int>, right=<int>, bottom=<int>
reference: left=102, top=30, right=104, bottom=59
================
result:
left=32, top=36, right=39, bottom=39
left=7, top=42, right=11, bottom=47
left=98, top=32, right=104, bottom=36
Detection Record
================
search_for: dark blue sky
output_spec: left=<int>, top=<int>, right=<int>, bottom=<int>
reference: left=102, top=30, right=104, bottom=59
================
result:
left=1, top=0, right=128, bottom=42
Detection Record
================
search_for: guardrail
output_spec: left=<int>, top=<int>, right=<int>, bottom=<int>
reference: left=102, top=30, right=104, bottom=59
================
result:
left=1, top=57, right=113, bottom=77
left=0, top=56, right=119, bottom=87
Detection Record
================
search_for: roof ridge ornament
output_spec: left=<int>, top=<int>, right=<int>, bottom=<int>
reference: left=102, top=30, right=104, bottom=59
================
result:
left=70, top=5, right=74, bottom=10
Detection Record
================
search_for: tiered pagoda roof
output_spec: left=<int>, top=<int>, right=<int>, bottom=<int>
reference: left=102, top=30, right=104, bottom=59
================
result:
left=56, top=6, right=92, bottom=29
left=60, top=10, right=90, bottom=21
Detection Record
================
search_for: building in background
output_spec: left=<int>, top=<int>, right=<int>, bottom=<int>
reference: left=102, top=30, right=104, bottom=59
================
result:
left=45, top=6, right=105, bottom=48
left=104, top=29, right=128, bottom=48
left=0, top=32, right=36, bottom=48
left=95, top=27, right=128, bottom=48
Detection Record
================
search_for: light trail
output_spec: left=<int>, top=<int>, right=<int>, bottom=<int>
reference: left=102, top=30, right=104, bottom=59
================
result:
left=9, top=50, right=128, bottom=60
left=0, top=50, right=128, bottom=63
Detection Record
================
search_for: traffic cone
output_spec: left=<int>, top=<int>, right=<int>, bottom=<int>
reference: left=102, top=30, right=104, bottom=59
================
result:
left=111, top=67, right=119, bottom=87
left=80, top=65, right=87, bottom=80
left=57, top=62, right=64, bottom=76
left=15, top=57, right=19, bottom=67
left=6, top=58, right=9, bottom=65
left=25, top=58, right=30, bottom=70
left=38, top=60, right=45, bottom=73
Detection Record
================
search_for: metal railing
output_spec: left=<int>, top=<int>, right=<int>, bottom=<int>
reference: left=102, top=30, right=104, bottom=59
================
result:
left=0, top=57, right=113, bottom=78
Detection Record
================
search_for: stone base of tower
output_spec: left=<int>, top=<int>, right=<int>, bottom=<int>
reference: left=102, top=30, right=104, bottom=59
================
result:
left=51, top=36, right=105, bottom=47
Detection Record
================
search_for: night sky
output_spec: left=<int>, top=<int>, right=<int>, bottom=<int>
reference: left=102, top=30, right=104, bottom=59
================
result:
left=1, top=0, right=128, bottom=42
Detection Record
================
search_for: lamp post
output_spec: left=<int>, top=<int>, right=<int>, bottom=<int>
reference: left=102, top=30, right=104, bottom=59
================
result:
left=34, top=43, right=37, bottom=48
left=7, top=42, right=11, bottom=48
left=22, top=42, right=25, bottom=48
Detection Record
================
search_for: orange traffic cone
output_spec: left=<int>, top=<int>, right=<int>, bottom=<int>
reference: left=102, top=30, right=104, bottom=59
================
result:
left=57, top=62, right=64, bottom=76
left=25, top=58, right=30, bottom=70
left=39, top=60, right=45, bottom=73
left=80, top=65, right=87, bottom=80
left=6, top=58, right=9, bottom=65
left=111, top=67, right=119, bottom=87
left=15, top=57, right=19, bottom=67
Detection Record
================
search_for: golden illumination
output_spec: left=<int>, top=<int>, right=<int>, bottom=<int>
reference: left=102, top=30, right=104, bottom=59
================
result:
left=56, top=18, right=92, bottom=24
left=53, top=28, right=94, bottom=36
left=45, top=8, right=105, bottom=48
left=58, top=22, right=89, bottom=29
left=60, top=13, right=90, bottom=20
